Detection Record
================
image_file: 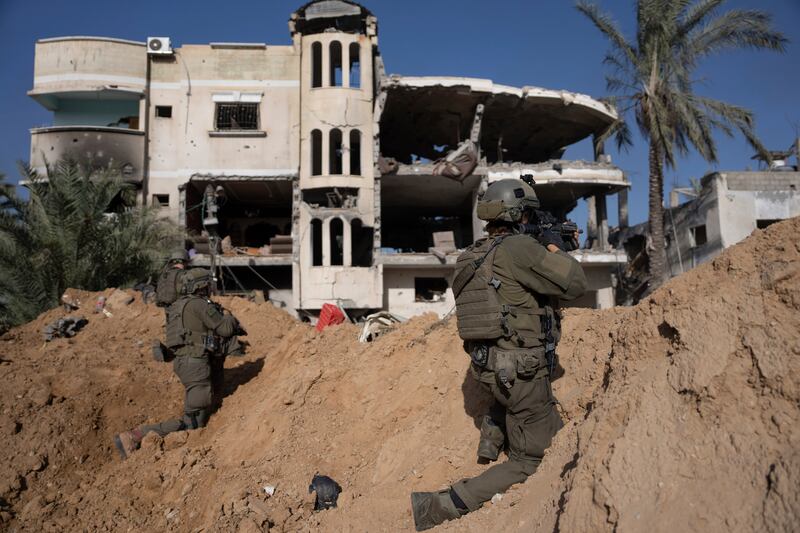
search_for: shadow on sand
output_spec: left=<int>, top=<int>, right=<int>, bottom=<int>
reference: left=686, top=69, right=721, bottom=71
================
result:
left=223, top=357, right=265, bottom=399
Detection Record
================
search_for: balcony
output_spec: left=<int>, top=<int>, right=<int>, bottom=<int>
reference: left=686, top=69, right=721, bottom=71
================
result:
left=29, top=37, right=146, bottom=108
left=29, top=126, right=145, bottom=183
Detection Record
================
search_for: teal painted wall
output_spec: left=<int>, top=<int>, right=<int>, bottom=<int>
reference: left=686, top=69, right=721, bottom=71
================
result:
left=53, top=99, right=139, bottom=127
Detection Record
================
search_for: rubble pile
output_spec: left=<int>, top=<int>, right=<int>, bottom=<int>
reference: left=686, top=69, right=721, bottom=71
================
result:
left=0, top=218, right=798, bottom=532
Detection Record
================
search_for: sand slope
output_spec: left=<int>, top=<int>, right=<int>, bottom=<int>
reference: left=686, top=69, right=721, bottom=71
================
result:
left=1, top=218, right=798, bottom=532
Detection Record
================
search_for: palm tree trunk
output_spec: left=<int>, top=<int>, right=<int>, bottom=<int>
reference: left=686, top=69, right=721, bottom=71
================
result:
left=648, top=142, right=667, bottom=286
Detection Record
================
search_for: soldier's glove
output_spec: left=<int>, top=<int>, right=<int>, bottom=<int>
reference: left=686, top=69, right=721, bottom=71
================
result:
left=537, top=229, right=566, bottom=251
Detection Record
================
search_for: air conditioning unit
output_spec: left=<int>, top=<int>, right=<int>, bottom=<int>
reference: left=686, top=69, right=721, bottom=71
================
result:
left=147, top=37, right=173, bottom=55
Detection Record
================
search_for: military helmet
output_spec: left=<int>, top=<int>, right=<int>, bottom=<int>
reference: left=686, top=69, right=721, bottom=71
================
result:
left=168, top=248, right=189, bottom=264
left=476, top=178, right=540, bottom=223
left=181, top=268, right=213, bottom=295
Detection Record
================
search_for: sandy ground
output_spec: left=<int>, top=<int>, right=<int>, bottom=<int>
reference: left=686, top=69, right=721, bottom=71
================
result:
left=0, top=217, right=798, bottom=532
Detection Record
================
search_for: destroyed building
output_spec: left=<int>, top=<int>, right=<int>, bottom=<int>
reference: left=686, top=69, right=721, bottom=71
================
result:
left=613, top=147, right=800, bottom=303
left=27, top=0, right=629, bottom=319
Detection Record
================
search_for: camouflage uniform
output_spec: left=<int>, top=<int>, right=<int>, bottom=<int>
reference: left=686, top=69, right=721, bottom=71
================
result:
left=411, top=179, right=587, bottom=530
left=114, top=270, right=241, bottom=459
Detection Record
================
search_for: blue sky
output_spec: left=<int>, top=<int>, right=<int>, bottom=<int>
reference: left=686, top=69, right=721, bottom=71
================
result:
left=0, top=0, right=798, bottom=229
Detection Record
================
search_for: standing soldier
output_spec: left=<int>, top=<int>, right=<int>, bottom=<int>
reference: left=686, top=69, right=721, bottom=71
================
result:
left=114, top=268, right=244, bottom=459
left=410, top=179, right=587, bottom=530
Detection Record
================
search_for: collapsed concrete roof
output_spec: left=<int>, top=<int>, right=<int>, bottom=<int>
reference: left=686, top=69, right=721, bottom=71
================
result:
left=379, top=76, right=618, bottom=165
left=290, top=0, right=374, bottom=35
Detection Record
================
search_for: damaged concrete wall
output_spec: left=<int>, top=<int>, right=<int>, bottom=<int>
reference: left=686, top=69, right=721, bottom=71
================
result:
left=147, top=44, right=301, bottom=218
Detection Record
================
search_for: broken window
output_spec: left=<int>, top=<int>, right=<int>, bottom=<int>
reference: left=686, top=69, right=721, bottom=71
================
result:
left=215, top=103, right=259, bottom=130
left=329, top=129, right=343, bottom=175
left=415, top=278, right=448, bottom=302
left=330, top=217, right=344, bottom=265
left=757, top=219, right=780, bottom=229
left=349, top=129, right=361, bottom=176
left=311, top=219, right=323, bottom=266
left=311, top=42, right=323, bottom=88
left=329, top=41, right=343, bottom=87
left=351, top=218, right=373, bottom=267
left=152, top=194, right=169, bottom=207
left=303, top=187, right=358, bottom=208
left=690, top=224, right=707, bottom=247
left=155, top=106, right=172, bottom=118
left=183, top=179, right=292, bottom=249
left=349, top=43, right=361, bottom=88
left=381, top=214, right=472, bottom=253
left=311, top=129, right=323, bottom=176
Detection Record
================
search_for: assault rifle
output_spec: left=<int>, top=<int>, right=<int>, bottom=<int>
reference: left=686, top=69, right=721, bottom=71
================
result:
left=209, top=300, right=248, bottom=337
left=518, top=211, right=581, bottom=252
left=518, top=174, right=582, bottom=251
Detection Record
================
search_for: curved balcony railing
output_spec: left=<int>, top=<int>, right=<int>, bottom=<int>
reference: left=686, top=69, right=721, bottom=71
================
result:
left=29, top=126, right=145, bottom=183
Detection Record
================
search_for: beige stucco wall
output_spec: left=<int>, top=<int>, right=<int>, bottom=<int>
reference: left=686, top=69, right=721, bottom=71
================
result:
left=383, top=268, right=455, bottom=319
left=31, top=37, right=146, bottom=96
left=146, top=45, right=301, bottom=214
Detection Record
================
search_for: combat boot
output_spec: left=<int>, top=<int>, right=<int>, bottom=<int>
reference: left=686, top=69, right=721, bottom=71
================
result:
left=477, top=437, right=501, bottom=463
left=113, top=429, right=144, bottom=460
left=410, top=489, right=464, bottom=531
left=477, top=414, right=505, bottom=463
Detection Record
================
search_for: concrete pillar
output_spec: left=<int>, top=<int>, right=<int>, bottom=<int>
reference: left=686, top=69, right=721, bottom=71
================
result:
left=586, top=195, right=598, bottom=250
left=670, top=190, right=680, bottom=208
left=618, top=188, right=628, bottom=229
left=342, top=44, right=350, bottom=88
left=322, top=217, right=331, bottom=266
left=596, top=286, right=614, bottom=309
left=595, top=193, right=609, bottom=251
left=343, top=217, right=352, bottom=266
left=322, top=126, right=330, bottom=176
left=593, top=135, right=605, bottom=162
left=321, top=40, right=330, bottom=88
left=342, top=129, right=351, bottom=176
left=471, top=183, right=486, bottom=241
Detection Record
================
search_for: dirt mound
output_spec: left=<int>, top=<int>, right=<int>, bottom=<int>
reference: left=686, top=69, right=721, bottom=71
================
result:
left=1, top=218, right=798, bottom=532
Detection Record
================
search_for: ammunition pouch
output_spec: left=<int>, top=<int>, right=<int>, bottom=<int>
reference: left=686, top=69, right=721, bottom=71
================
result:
left=467, top=344, right=549, bottom=388
left=152, top=340, right=176, bottom=363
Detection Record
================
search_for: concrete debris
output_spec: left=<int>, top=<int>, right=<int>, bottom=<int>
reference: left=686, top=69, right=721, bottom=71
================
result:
left=358, top=311, right=402, bottom=343
left=42, top=316, right=87, bottom=342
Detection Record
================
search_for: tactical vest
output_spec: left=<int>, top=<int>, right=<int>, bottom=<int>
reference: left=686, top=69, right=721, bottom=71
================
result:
left=453, top=236, right=548, bottom=344
left=165, top=296, right=212, bottom=357
left=155, top=268, right=185, bottom=307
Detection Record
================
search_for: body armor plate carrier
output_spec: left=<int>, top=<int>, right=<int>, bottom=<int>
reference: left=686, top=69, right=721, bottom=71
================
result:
left=453, top=236, right=547, bottom=342
left=165, top=297, right=214, bottom=357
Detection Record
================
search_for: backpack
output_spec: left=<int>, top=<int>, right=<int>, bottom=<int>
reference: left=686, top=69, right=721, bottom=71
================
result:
left=155, top=268, right=185, bottom=307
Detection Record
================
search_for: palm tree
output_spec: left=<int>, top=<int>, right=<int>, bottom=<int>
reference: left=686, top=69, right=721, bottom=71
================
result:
left=0, top=161, right=181, bottom=329
left=576, top=0, right=787, bottom=285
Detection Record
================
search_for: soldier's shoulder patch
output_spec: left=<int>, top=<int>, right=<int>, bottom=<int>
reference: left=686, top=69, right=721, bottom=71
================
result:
left=207, top=306, right=220, bottom=317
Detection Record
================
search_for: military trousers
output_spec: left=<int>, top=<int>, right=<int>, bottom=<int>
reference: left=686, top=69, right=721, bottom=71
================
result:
left=451, top=372, right=563, bottom=512
left=139, top=354, right=213, bottom=438
left=210, top=354, right=226, bottom=412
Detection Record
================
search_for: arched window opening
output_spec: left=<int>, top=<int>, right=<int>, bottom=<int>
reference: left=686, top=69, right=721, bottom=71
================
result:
left=311, top=219, right=323, bottom=266
left=311, top=129, right=322, bottom=176
left=311, top=42, right=323, bottom=88
left=330, top=218, right=344, bottom=266
left=329, top=41, right=343, bottom=87
left=351, top=218, right=373, bottom=267
left=349, top=129, right=361, bottom=176
left=349, top=43, right=361, bottom=88
left=329, top=129, right=343, bottom=175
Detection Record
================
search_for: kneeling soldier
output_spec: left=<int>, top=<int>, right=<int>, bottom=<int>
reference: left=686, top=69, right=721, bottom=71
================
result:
left=114, top=268, right=243, bottom=459
left=410, top=178, right=586, bottom=530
